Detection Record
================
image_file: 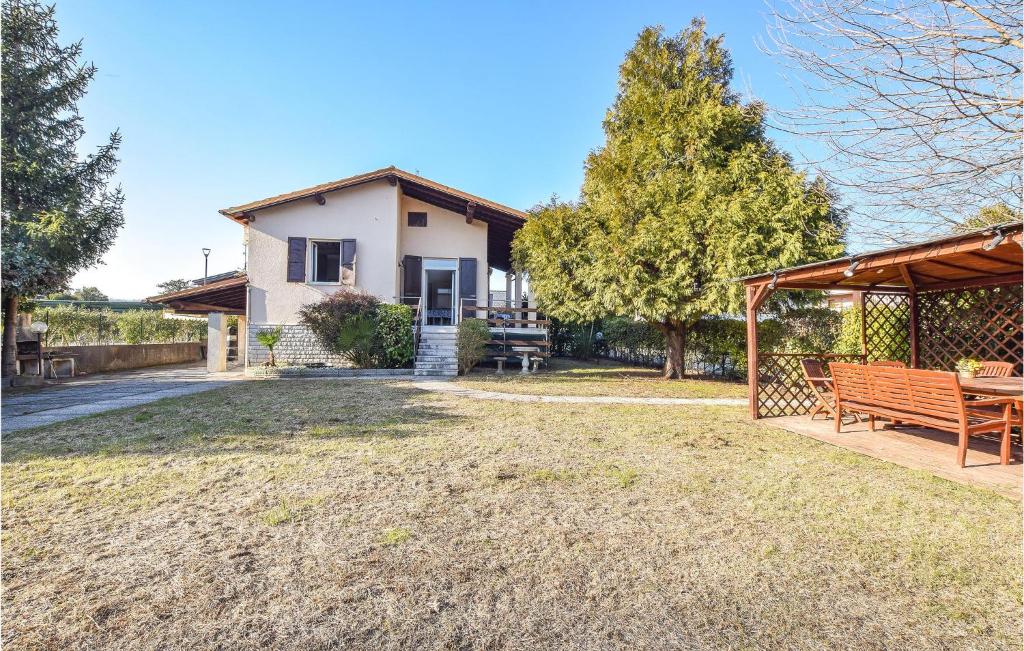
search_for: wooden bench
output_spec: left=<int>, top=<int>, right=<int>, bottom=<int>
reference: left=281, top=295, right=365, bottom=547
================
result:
left=829, top=362, right=1016, bottom=467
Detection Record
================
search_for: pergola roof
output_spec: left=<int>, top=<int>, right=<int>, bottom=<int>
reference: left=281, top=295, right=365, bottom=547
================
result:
left=742, top=222, right=1023, bottom=293
left=218, top=166, right=528, bottom=271
left=146, top=273, right=247, bottom=315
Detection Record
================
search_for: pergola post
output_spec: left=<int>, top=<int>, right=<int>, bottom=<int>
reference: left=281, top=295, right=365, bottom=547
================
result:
left=746, top=282, right=773, bottom=420
left=858, top=291, right=868, bottom=357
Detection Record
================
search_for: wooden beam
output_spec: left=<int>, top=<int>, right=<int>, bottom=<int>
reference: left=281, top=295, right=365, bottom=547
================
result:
left=466, top=201, right=476, bottom=224
left=746, top=284, right=761, bottom=420
left=908, top=290, right=919, bottom=368
left=313, top=193, right=326, bottom=206
left=772, top=282, right=909, bottom=293
left=921, top=257, right=1000, bottom=276
left=917, top=272, right=1022, bottom=292
left=859, top=291, right=868, bottom=357
left=387, top=175, right=397, bottom=186
left=897, top=264, right=916, bottom=290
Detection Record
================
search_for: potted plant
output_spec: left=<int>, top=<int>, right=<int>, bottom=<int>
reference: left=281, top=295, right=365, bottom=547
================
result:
left=955, top=358, right=983, bottom=379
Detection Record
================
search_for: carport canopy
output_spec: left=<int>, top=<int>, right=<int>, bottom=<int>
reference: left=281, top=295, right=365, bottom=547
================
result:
left=146, top=273, right=247, bottom=315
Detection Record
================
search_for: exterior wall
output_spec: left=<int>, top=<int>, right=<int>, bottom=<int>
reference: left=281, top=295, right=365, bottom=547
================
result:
left=246, top=180, right=401, bottom=324
left=41, top=343, right=204, bottom=375
left=246, top=323, right=351, bottom=368
left=398, top=194, right=489, bottom=308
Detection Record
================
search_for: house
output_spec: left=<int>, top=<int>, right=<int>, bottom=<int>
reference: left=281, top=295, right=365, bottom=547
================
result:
left=149, top=166, right=544, bottom=375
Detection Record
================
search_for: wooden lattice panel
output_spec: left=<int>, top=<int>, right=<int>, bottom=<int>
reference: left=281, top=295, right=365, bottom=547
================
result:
left=757, top=353, right=866, bottom=418
left=918, top=284, right=1023, bottom=372
left=864, top=293, right=911, bottom=364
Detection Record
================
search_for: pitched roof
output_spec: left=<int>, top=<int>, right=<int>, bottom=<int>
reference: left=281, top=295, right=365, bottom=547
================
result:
left=219, top=166, right=528, bottom=221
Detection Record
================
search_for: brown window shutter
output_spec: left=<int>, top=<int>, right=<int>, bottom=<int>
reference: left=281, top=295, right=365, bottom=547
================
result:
left=459, top=257, right=477, bottom=303
left=403, top=255, right=422, bottom=300
left=287, top=237, right=306, bottom=282
left=341, top=239, right=356, bottom=286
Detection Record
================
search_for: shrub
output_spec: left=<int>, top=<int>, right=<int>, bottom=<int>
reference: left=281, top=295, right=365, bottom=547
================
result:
left=255, top=327, right=283, bottom=366
left=298, top=291, right=415, bottom=369
left=375, top=303, right=414, bottom=368
left=298, top=290, right=380, bottom=354
left=29, top=306, right=205, bottom=346
left=457, top=318, right=490, bottom=375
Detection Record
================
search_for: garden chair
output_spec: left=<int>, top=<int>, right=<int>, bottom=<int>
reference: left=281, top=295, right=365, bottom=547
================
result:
left=978, top=361, right=1015, bottom=377
left=868, top=360, right=906, bottom=368
left=801, top=358, right=841, bottom=421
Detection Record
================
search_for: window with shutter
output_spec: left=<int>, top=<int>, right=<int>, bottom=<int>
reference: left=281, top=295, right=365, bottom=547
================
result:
left=287, top=237, right=307, bottom=282
left=403, top=255, right=422, bottom=302
left=341, top=239, right=356, bottom=286
left=310, top=241, right=341, bottom=283
left=459, top=258, right=477, bottom=306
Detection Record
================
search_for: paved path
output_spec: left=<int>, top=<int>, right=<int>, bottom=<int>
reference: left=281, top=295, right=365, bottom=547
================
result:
left=413, top=380, right=747, bottom=406
left=3, top=363, right=245, bottom=432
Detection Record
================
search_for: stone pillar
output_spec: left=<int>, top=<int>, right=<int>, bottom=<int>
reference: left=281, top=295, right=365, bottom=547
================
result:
left=504, top=272, right=513, bottom=309
left=525, top=274, right=537, bottom=328
left=236, top=315, right=248, bottom=368
left=207, top=312, right=227, bottom=373
left=514, top=273, right=524, bottom=322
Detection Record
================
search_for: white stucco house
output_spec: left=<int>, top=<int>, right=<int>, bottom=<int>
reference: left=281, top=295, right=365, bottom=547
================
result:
left=149, top=167, right=545, bottom=375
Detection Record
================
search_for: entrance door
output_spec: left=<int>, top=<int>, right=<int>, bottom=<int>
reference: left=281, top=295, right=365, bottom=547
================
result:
left=423, top=259, right=458, bottom=325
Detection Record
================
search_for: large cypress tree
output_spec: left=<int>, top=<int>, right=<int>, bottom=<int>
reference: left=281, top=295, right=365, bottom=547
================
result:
left=514, top=20, right=845, bottom=378
left=1, top=0, right=124, bottom=377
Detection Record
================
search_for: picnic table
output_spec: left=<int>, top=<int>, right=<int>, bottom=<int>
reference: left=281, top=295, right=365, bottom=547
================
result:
left=958, top=376, right=1024, bottom=398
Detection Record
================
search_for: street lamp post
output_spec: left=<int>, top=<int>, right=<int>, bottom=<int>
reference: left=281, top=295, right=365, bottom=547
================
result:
left=202, top=248, right=211, bottom=285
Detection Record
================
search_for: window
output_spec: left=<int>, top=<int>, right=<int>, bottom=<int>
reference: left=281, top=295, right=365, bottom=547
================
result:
left=407, top=211, right=428, bottom=227
left=311, top=240, right=340, bottom=283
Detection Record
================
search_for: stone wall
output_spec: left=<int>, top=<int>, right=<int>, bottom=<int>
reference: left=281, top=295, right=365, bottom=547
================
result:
left=42, top=342, right=204, bottom=375
left=246, top=324, right=350, bottom=367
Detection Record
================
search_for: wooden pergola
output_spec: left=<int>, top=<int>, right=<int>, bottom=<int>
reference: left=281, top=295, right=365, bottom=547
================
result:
left=741, top=223, right=1023, bottom=419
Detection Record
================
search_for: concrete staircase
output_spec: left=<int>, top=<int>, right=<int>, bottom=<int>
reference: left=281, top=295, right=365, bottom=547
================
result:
left=414, top=326, right=458, bottom=377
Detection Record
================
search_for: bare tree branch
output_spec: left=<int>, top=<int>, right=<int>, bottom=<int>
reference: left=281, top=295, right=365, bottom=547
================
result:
left=762, top=0, right=1022, bottom=244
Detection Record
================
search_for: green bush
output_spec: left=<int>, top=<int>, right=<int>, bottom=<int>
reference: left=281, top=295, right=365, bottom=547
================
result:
left=457, top=318, right=490, bottom=375
left=30, top=306, right=205, bottom=346
left=375, top=303, right=414, bottom=368
left=298, top=290, right=380, bottom=353
left=299, top=291, right=415, bottom=368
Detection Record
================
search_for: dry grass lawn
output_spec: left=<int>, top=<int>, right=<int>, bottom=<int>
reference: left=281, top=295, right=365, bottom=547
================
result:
left=456, top=358, right=747, bottom=398
left=2, top=378, right=1021, bottom=649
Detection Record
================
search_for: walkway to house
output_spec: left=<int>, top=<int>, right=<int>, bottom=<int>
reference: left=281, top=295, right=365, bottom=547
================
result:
left=767, top=415, right=1022, bottom=500
left=412, top=380, right=748, bottom=406
left=2, top=362, right=245, bottom=432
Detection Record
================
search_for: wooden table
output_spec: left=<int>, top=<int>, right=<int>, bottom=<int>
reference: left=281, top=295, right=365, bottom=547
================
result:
left=958, top=376, right=1024, bottom=398
left=959, top=376, right=1023, bottom=462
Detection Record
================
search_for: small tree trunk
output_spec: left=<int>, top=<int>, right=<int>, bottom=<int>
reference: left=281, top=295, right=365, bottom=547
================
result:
left=662, top=321, right=687, bottom=379
left=2, top=293, right=19, bottom=380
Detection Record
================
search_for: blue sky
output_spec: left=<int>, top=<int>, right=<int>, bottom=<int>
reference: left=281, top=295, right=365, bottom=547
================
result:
left=62, top=0, right=813, bottom=298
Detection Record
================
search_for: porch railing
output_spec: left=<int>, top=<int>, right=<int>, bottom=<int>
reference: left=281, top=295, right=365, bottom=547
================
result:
left=461, top=301, right=550, bottom=359
left=412, top=297, right=423, bottom=365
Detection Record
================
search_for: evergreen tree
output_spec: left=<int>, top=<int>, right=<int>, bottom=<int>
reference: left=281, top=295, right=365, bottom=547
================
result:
left=514, top=20, right=845, bottom=378
left=1, top=0, right=123, bottom=377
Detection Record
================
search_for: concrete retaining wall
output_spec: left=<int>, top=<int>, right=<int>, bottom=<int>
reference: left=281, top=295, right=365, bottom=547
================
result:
left=43, top=342, right=205, bottom=375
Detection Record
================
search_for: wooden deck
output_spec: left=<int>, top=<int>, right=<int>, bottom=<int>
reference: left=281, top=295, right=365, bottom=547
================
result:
left=767, top=415, right=1023, bottom=500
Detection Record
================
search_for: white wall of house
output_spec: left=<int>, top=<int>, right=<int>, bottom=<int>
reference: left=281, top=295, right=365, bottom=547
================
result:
left=246, top=180, right=401, bottom=324
left=398, top=194, right=489, bottom=307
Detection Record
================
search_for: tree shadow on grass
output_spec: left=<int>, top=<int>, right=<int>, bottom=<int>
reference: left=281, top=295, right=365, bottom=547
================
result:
left=1, top=380, right=463, bottom=462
